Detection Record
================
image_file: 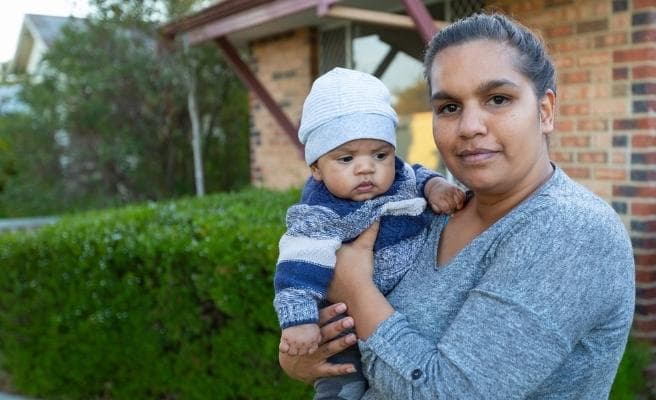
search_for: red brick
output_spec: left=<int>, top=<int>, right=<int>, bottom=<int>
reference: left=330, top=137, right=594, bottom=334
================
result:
left=635, top=303, right=656, bottom=321
left=551, top=151, right=573, bottom=162
left=560, top=103, right=590, bottom=116
left=554, top=55, right=576, bottom=68
left=633, top=219, right=656, bottom=233
left=249, top=28, right=315, bottom=189
left=633, top=317, right=656, bottom=333
left=613, top=67, right=629, bottom=80
left=636, top=253, right=656, bottom=265
left=589, top=133, right=610, bottom=148
left=633, top=29, right=656, bottom=43
left=579, top=51, right=613, bottom=66
left=611, top=151, right=627, bottom=164
left=613, top=184, right=656, bottom=197
left=561, top=71, right=590, bottom=84
left=632, top=152, right=656, bottom=164
left=594, top=32, right=628, bottom=48
left=635, top=0, right=656, bottom=8
left=563, top=166, right=591, bottom=178
left=577, top=19, right=609, bottom=34
left=577, top=119, right=609, bottom=131
left=546, top=24, right=574, bottom=37
left=578, top=151, right=608, bottom=163
left=555, top=119, right=575, bottom=132
left=561, top=136, right=590, bottom=147
left=590, top=99, right=627, bottom=115
left=632, top=135, right=656, bottom=147
left=634, top=100, right=656, bottom=113
left=633, top=203, right=656, bottom=216
left=613, top=47, right=656, bottom=63
left=637, top=269, right=656, bottom=284
left=595, top=168, right=627, bottom=180
left=613, top=117, right=656, bottom=130
left=634, top=65, right=656, bottom=79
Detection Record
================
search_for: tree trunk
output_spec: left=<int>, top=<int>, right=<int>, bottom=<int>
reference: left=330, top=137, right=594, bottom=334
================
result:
left=187, top=69, right=205, bottom=197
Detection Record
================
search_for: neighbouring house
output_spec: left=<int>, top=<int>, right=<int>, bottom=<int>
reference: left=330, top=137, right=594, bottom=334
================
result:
left=2, top=14, right=85, bottom=115
left=11, top=14, right=84, bottom=76
left=161, top=0, right=654, bottom=354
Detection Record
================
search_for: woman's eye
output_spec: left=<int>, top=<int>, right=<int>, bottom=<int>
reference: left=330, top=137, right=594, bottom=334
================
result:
left=337, top=156, right=353, bottom=163
left=437, top=103, right=459, bottom=114
left=489, top=95, right=509, bottom=105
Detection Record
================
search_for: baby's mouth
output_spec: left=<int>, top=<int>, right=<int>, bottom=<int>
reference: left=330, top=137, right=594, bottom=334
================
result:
left=356, top=181, right=375, bottom=191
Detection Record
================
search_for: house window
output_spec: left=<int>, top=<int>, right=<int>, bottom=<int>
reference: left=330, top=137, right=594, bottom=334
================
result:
left=318, top=0, right=484, bottom=174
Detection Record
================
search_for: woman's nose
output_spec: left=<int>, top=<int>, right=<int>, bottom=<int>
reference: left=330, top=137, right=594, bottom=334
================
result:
left=458, top=106, right=487, bottom=138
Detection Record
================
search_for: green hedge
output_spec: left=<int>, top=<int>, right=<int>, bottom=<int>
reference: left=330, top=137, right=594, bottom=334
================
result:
left=0, top=188, right=312, bottom=399
left=0, top=188, right=652, bottom=399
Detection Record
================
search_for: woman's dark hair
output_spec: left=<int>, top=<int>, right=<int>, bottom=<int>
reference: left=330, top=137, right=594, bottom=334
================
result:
left=424, top=13, right=556, bottom=98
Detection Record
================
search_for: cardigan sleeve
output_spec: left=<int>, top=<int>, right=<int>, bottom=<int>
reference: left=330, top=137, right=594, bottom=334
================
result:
left=411, top=163, right=442, bottom=198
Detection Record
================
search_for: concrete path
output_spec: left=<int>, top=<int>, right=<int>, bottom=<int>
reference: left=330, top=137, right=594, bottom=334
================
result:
left=0, top=394, right=28, bottom=400
left=0, top=217, right=58, bottom=232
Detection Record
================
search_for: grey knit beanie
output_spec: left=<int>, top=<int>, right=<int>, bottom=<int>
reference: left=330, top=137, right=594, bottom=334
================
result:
left=298, top=67, right=398, bottom=165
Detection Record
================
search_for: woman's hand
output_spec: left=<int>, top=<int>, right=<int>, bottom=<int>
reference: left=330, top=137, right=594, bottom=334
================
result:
left=278, top=303, right=358, bottom=384
left=329, top=222, right=394, bottom=340
left=328, top=222, right=380, bottom=304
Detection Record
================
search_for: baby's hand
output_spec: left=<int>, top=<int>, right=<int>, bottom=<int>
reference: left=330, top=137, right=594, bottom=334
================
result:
left=279, top=323, right=321, bottom=356
left=424, top=177, right=466, bottom=214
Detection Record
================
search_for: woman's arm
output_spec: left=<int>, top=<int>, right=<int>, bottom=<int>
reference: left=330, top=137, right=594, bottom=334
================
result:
left=328, top=222, right=395, bottom=339
left=333, top=208, right=634, bottom=398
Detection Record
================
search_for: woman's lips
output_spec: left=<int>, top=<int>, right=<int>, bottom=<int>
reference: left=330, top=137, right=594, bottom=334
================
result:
left=458, top=149, right=499, bottom=164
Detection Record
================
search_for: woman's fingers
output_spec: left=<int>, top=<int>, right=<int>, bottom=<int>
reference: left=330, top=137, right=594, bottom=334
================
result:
left=354, top=221, right=379, bottom=250
left=319, top=315, right=354, bottom=345
left=316, top=330, right=358, bottom=370
left=318, top=302, right=347, bottom=324
left=278, top=327, right=357, bottom=383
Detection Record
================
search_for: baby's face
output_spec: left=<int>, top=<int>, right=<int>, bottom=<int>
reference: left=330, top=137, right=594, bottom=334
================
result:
left=311, top=139, right=396, bottom=201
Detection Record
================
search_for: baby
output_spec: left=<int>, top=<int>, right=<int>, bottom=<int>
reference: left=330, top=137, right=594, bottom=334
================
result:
left=273, top=68, right=464, bottom=397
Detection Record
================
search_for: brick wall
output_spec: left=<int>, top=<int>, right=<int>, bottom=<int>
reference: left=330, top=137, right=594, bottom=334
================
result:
left=248, top=28, right=316, bottom=189
left=490, top=0, right=656, bottom=346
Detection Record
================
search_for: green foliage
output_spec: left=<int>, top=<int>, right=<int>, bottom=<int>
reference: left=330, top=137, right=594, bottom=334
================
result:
left=0, top=0, right=250, bottom=217
left=611, top=338, right=655, bottom=400
left=0, top=187, right=651, bottom=399
left=0, top=188, right=311, bottom=399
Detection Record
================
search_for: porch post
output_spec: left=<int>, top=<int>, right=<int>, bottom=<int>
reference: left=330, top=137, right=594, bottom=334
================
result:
left=400, top=0, right=438, bottom=43
left=214, top=36, right=303, bottom=151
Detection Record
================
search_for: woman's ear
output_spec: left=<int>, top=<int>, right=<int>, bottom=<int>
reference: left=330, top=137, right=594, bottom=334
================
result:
left=310, top=164, right=323, bottom=181
left=539, top=89, right=556, bottom=134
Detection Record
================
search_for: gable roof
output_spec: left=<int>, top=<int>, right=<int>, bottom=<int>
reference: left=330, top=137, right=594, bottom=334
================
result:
left=12, top=14, right=85, bottom=74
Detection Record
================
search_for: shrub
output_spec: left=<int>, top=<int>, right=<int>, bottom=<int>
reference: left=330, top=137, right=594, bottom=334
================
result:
left=611, top=337, right=655, bottom=400
left=0, top=188, right=312, bottom=399
left=0, top=188, right=652, bottom=399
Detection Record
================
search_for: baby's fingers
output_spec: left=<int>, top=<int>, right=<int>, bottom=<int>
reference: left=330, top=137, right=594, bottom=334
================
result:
left=279, top=339, right=290, bottom=354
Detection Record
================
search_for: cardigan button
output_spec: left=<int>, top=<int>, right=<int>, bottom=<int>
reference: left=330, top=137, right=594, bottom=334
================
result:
left=411, top=368, right=423, bottom=380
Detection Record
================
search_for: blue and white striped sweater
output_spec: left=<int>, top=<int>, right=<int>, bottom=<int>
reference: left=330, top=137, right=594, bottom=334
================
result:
left=273, top=158, right=438, bottom=329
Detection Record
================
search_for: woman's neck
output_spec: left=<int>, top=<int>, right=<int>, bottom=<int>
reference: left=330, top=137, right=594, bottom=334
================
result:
left=468, top=162, right=554, bottom=226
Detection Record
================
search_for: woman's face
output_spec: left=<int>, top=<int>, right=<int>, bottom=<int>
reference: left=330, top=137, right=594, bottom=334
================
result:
left=429, top=39, right=555, bottom=196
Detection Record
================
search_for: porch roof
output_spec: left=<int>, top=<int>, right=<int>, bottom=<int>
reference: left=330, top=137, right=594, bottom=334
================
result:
left=160, top=0, right=441, bottom=151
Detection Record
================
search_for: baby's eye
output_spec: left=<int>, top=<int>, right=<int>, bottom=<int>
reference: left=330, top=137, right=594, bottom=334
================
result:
left=489, top=95, right=510, bottom=105
left=337, top=156, right=353, bottom=164
left=373, top=152, right=389, bottom=161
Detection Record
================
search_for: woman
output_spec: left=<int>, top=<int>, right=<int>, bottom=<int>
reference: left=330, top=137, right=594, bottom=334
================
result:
left=280, top=13, right=635, bottom=399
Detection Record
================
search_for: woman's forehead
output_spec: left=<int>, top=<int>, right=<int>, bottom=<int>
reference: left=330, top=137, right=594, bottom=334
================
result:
left=430, top=40, right=526, bottom=93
